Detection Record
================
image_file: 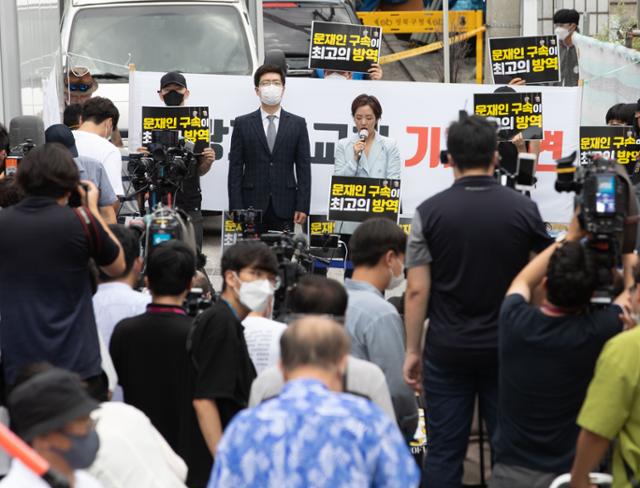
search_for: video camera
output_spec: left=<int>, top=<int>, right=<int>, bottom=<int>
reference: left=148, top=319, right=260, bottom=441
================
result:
left=2, top=116, right=44, bottom=178
left=128, top=131, right=197, bottom=212
left=555, top=151, right=637, bottom=304
left=260, top=232, right=319, bottom=319
left=232, top=208, right=263, bottom=239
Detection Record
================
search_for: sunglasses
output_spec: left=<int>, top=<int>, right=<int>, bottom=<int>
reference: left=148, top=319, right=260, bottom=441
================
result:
left=69, top=83, right=92, bottom=92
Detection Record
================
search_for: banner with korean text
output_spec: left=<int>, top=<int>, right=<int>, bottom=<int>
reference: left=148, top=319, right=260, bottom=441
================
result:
left=129, top=72, right=581, bottom=223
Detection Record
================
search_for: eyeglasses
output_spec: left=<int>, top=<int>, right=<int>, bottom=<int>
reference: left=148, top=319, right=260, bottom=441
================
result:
left=259, top=80, right=283, bottom=87
left=242, top=268, right=281, bottom=290
left=69, top=83, right=92, bottom=92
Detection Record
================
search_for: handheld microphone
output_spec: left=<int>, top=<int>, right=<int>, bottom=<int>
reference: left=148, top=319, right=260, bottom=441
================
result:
left=357, top=129, right=368, bottom=159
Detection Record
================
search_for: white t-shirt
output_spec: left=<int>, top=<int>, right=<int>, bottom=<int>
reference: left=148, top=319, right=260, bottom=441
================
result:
left=0, top=459, right=102, bottom=488
left=89, top=402, right=188, bottom=488
left=73, top=130, right=124, bottom=196
left=242, top=316, right=287, bottom=374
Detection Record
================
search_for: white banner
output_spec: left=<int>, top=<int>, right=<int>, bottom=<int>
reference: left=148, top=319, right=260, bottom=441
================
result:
left=129, top=72, right=580, bottom=223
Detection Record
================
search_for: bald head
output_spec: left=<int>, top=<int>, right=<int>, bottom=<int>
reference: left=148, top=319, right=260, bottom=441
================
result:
left=280, top=317, right=350, bottom=374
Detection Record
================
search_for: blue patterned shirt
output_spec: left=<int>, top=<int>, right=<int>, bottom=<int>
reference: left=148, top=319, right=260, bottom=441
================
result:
left=207, top=379, right=420, bottom=488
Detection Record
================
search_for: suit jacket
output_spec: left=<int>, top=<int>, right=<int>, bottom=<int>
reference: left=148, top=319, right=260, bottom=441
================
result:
left=228, top=108, right=311, bottom=219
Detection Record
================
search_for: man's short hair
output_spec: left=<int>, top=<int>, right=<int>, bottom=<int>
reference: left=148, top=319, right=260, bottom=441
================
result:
left=546, top=241, right=597, bottom=309
left=350, top=218, right=407, bottom=268
left=81, top=96, right=120, bottom=128
left=16, top=143, right=79, bottom=198
left=553, top=9, right=579, bottom=25
left=0, top=123, right=8, bottom=153
left=146, top=240, right=196, bottom=296
left=221, top=241, right=279, bottom=290
left=288, top=275, right=348, bottom=317
left=280, top=317, right=350, bottom=373
left=253, top=64, right=286, bottom=87
left=447, top=115, right=498, bottom=171
left=63, top=104, right=83, bottom=129
left=102, top=225, right=140, bottom=281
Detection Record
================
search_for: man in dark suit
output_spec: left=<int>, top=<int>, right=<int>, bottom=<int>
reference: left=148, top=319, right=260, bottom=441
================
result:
left=228, top=64, right=311, bottom=233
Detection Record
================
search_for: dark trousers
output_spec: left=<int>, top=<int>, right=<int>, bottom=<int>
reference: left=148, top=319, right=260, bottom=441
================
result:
left=422, top=356, right=498, bottom=488
left=259, top=200, right=293, bottom=234
left=186, top=209, right=204, bottom=252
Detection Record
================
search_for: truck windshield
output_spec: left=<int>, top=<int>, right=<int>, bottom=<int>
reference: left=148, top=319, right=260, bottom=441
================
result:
left=68, top=5, right=252, bottom=78
left=263, top=4, right=353, bottom=56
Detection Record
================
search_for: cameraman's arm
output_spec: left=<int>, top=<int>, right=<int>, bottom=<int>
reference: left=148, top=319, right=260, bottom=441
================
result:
left=100, top=205, right=117, bottom=225
left=508, top=211, right=584, bottom=301
left=623, top=253, right=638, bottom=289
left=197, top=147, right=215, bottom=176
left=83, top=180, right=125, bottom=277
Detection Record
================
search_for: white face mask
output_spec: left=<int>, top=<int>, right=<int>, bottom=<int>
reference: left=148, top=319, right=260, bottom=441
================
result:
left=259, top=85, right=283, bottom=106
left=234, top=274, right=275, bottom=312
left=326, top=73, right=348, bottom=81
left=386, top=259, right=405, bottom=290
left=555, top=26, right=570, bottom=41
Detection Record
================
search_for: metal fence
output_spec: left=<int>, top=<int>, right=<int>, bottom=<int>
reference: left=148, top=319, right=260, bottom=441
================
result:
left=537, top=0, right=637, bottom=37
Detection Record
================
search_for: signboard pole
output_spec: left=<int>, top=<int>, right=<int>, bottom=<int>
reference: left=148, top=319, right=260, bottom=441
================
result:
left=476, top=10, right=484, bottom=84
left=443, top=0, right=450, bottom=83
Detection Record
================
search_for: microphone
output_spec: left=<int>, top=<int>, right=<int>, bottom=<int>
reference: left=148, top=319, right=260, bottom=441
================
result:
left=357, top=129, right=368, bottom=160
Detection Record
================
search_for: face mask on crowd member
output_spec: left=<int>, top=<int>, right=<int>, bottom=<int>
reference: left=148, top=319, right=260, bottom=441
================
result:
left=158, top=71, right=190, bottom=107
left=554, top=24, right=573, bottom=41
left=325, top=70, right=352, bottom=81
left=231, top=269, right=277, bottom=312
left=254, top=67, right=286, bottom=107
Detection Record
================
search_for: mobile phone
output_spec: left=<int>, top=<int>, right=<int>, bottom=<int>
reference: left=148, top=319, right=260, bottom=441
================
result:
left=515, top=152, right=537, bottom=190
left=4, top=156, right=20, bottom=178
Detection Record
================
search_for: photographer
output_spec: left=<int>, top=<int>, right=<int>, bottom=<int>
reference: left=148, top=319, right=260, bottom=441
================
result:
left=402, top=115, right=553, bottom=487
left=570, top=266, right=640, bottom=488
left=45, top=123, right=118, bottom=224
left=110, top=240, right=196, bottom=457
left=0, top=143, right=124, bottom=394
left=490, top=212, right=629, bottom=488
left=183, top=241, right=276, bottom=488
left=147, top=71, right=215, bottom=251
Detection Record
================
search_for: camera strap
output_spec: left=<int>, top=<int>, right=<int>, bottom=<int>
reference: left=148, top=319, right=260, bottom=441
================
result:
left=73, top=207, right=102, bottom=258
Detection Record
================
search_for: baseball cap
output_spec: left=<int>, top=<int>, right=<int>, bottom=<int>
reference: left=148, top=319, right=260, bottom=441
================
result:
left=8, top=368, right=99, bottom=442
left=160, top=71, right=187, bottom=90
left=553, top=9, right=579, bottom=25
left=44, top=124, right=79, bottom=158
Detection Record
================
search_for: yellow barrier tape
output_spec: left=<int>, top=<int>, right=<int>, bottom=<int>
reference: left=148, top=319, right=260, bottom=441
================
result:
left=357, top=10, right=480, bottom=34
left=379, top=25, right=486, bottom=65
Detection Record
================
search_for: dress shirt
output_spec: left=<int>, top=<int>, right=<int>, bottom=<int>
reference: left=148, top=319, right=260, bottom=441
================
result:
left=344, top=279, right=418, bottom=436
left=89, top=402, right=188, bottom=488
left=209, top=379, right=419, bottom=488
left=93, top=282, right=151, bottom=346
left=260, top=107, right=281, bottom=135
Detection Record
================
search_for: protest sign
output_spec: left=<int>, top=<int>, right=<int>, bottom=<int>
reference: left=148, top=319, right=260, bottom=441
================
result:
left=309, top=21, right=382, bottom=72
left=579, top=126, right=640, bottom=166
left=474, top=92, right=543, bottom=141
left=328, top=176, right=401, bottom=222
left=490, top=35, right=560, bottom=84
left=141, top=106, right=211, bottom=153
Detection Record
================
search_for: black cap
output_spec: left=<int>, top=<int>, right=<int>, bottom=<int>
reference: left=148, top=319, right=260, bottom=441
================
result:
left=553, top=9, right=579, bottom=25
left=160, top=71, right=187, bottom=90
left=8, top=368, right=99, bottom=442
left=44, top=124, right=78, bottom=158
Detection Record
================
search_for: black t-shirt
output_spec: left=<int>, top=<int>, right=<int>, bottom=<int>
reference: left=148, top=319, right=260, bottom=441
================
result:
left=180, top=299, right=256, bottom=488
left=110, top=304, right=193, bottom=452
left=494, top=294, right=623, bottom=473
left=414, top=176, right=553, bottom=364
left=0, top=197, right=119, bottom=385
left=175, top=170, right=201, bottom=211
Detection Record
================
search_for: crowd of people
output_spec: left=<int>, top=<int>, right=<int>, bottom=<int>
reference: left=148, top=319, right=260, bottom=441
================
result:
left=0, top=6, right=639, bottom=488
